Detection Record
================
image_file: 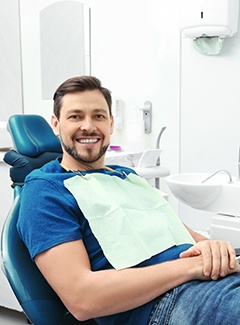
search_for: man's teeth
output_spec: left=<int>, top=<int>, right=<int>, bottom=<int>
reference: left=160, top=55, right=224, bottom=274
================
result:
left=79, top=139, right=98, bottom=143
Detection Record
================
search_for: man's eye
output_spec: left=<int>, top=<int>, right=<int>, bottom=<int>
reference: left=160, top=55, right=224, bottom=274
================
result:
left=96, top=114, right=105, bottom=119
left=70, top=115, right=80, bottom=119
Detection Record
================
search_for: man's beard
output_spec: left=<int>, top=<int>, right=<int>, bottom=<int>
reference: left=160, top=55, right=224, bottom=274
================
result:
left=61, top=137, right=109, bottom=165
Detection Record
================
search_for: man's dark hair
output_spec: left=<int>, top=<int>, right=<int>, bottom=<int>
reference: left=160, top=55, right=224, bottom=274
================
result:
left=53, top=75, right=112, bottom=119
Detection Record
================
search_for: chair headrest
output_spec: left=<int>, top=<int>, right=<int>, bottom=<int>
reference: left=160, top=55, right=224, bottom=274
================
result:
left=7, top=114, right=62, bottom=157
left=4, top=150, right=62, bottom=187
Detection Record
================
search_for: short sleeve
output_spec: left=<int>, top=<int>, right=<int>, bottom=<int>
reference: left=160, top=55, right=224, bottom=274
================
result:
left=17, top=177, right=83, bottom=259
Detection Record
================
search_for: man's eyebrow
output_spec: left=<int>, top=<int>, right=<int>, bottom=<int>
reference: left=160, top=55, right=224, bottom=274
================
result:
left=67, top=109, right=82, bottom=113
left=64, top=109, right=83, bottom=116
left=93, top=108, right=108, bottom=113
left=66, top=108, right=108, bottom=114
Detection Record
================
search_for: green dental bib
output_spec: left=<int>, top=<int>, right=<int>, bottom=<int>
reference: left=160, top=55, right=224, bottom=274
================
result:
left=64, top=172, right=195, bottom=269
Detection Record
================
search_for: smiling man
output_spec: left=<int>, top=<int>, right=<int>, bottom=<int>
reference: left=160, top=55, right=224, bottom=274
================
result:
left=18, top=76, right=240, bottom=325
left=52, top=79, right=113, bottom=170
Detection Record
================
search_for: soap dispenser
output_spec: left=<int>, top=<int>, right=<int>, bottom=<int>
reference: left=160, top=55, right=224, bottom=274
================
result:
left=180, top=0, right=239, bottom=39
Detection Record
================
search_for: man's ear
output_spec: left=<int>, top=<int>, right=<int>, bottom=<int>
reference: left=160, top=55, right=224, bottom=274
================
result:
left=51, top=115, right=60, bottom=136
left=110, top=116, right=114, bottom=135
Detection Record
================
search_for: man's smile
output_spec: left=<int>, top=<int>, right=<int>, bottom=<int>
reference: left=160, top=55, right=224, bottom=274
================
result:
left=77, top=138, right=99, bottom=144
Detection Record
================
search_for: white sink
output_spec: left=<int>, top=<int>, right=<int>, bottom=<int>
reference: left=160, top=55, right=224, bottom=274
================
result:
left=165, top=172, right=240, bottom=216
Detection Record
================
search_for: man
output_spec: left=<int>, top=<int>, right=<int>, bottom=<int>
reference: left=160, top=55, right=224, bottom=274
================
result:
left=18, top=76, right=240, bottom=325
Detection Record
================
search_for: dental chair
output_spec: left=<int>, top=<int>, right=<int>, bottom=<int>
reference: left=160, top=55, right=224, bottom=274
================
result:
left=1, top=114, right=97, bottom=325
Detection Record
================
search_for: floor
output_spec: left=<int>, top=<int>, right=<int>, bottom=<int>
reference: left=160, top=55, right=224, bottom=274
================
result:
left=0, top=307, right=28, bottom=324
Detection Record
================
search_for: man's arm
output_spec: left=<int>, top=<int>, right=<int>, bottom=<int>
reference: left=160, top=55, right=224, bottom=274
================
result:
left=35, top=238, right=240, bottom=321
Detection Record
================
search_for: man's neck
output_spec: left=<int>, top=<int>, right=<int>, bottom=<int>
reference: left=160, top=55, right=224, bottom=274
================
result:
left=60, top=156, right=105, bottom=172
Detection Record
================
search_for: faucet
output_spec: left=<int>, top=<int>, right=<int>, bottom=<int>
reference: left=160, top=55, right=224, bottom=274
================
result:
left=201, top=147, right=240, bottom=184
left=201, top=169, right=233, bottom=184
left=155, top=126, right=166, bottom=189
left=156, top=126, right=167, bottom=151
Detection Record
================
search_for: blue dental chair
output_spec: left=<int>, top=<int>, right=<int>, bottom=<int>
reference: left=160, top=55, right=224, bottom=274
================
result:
left=1, top=114, right=97, bottom=325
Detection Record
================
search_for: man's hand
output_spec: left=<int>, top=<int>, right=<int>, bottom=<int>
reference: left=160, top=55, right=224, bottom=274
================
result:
left=179, top=240, right=240, bottom=280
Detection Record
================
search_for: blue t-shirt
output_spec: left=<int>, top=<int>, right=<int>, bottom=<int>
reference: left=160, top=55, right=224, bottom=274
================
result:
left=17, top=158, right=192, bottom=325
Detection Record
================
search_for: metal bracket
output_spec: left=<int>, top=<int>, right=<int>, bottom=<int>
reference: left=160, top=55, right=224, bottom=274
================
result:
left=139, top=101, right=152, bottom=134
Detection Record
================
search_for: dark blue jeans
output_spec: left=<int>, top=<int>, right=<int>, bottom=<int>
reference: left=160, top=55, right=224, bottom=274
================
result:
left=148, top=273, right=240, bottom=324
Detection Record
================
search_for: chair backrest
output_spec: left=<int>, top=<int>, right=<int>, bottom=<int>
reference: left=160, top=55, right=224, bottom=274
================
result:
left=1, top=114, right=96, bottom=325
left=7, top=114, right=62, bottom=157
left=1, top=187, right=70, bottom=325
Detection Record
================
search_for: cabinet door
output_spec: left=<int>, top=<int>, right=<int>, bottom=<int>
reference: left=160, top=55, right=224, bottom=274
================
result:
left=20, top=0, right=91, bottom=120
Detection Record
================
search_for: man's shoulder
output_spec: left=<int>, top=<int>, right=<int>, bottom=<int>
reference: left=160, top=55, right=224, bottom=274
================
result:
left=25, top=158, right=62, bottom=181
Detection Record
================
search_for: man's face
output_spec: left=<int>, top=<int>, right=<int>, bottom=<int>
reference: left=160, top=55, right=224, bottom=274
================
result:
left=52, top=90, right=114, bottom=170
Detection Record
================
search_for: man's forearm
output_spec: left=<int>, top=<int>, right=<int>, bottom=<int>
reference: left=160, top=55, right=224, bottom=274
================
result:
left=67, top=256, right=205, bottom=320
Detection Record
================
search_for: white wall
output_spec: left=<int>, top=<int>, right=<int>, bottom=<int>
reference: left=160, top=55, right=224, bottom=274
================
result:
left=0, top=1, right=22, bottom=147
left=0, top=1, right=22, bottom=120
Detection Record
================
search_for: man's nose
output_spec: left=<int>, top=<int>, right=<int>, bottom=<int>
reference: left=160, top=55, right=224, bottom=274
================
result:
left=80, top=117, right=96, bottom=132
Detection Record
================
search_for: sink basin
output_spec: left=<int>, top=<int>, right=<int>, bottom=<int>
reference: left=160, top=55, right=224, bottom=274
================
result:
left=165, top=172, right=240, bottom=216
